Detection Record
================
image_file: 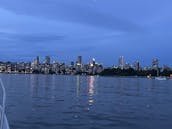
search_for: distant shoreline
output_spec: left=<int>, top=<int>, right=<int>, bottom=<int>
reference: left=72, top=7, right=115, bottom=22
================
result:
left=0, top=72, right=171, bottom=79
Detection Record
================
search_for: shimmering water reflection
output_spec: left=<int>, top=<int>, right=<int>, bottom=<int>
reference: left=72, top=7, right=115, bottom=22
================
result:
left=0, top=74, right=172, bottom=129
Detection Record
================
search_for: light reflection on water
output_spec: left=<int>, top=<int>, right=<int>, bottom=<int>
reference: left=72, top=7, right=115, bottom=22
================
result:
left=0, top=74, right=172, bottom=129
left=88, top=76, right=97, bottom=107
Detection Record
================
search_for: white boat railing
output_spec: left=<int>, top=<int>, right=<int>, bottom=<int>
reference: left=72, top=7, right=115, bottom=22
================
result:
left=0, top=79, right=6, bottom=129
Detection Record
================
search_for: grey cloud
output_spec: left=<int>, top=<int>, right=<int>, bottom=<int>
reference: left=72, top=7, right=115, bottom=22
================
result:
left=0, top=0, right=142, bottom=32
left=0, top=32, right=64, bottom=42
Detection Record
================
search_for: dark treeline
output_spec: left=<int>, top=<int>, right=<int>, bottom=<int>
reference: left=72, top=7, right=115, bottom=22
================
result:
left=99, top=68, right=172, bottom=77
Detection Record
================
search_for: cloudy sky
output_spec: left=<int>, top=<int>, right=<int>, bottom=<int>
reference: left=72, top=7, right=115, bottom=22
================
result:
left=0, top=0, right=172, bottom=66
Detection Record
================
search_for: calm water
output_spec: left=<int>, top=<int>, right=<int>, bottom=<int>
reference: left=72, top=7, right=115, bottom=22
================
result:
left=1, top=74, right=172, bottom=129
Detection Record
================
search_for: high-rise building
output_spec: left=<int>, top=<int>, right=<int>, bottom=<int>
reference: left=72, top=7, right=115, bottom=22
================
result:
left=77, top=56, right=82, bottom=65
left=119, top=56, right=124, bottom=69
left=92, top=58, right=96, bottom=66
left=35, top=56, right=40, bottom=65
left=152, top=58, right=159, bottom=69
left=133, top=61, right=140, bottom=71
left=32, top=56, right=39, bottom=67
left=45, top=56, right=51, bottom=64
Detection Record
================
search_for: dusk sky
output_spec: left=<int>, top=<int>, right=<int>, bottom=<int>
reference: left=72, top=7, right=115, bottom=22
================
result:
left=0, top=0, right=172, bottom=66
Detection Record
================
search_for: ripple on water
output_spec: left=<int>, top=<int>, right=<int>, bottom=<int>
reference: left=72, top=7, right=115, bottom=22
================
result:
left=1, top=75, right=172, bottom=129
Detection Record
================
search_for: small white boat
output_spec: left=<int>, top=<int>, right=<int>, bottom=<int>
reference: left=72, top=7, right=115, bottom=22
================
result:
left=155, top=77, right=167, bottom=81
left=0, top=79, right=10, bottom=129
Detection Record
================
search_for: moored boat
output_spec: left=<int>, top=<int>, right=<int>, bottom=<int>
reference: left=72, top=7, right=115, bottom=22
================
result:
left=155, top=77, right=167, bottom=81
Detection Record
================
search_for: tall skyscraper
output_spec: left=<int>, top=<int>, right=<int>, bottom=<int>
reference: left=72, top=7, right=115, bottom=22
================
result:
left=34, top=56, right=40, bottom=66
left=119, top=56, right=124, bottom=69
left=77, top=56, right=82, bottom=65
left=36, top=56, right=40, bottom=65
left=32, top=56, right=39, bottom=68
left=152, top=58, right=159, bottom=69
left=92, top=58, right=96, bottom=66
left=45, top=56, right=51, bottom=64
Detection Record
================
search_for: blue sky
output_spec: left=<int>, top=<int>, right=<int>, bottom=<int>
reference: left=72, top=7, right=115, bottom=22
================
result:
left=0, top=0, right=172, bottom=66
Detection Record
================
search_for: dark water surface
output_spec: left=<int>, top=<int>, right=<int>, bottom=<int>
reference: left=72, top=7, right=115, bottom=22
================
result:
left=1, top=74, right=172, bottom=129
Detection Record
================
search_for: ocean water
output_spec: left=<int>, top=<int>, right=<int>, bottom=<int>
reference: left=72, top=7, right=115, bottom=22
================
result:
left=0, top=74, right=172, bottom=129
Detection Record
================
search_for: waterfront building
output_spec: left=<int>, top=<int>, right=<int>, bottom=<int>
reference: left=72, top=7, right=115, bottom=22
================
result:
left=124, top=62, right=131, bottom=69
left=45, top=56, right=51, bottom=64
left=0, top=63, right=6, bottom=72
left=34, top=56, right=40, bottom=66
left=31, top=56, right=40, bottom=71
left=25, top=62, right=31, bottom=73
left=143, top=66, right=152, bottom=71
left=133, top=61, right=140, bottom=71
left=4, top=62, right=12, bottom=73
left=76, top=56, right=82, bottom=72
left=152, top=58, right=159, bottom=69
left=17, top=62, right=26, bottom=73
left=52, top=61, right=59, bottom=74
left=92, top=58, right=96, bottom=66
left=77, top=56, right=82, bottom=65
left=119, top=56, right=124, bottom=69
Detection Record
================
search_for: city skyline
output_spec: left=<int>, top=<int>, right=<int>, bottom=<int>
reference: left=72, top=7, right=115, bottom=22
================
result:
left=1, top=0, right=172, bottom=65
left=0, top=55, right=171, bottom=68
left=0, top=55, right=171, bottom=77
